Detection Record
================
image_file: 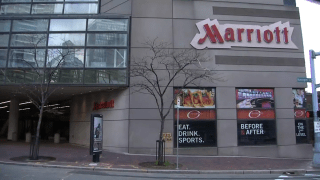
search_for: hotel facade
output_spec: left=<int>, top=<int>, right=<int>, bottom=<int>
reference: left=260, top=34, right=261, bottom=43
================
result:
left=0, top=0, right=312, bottom=159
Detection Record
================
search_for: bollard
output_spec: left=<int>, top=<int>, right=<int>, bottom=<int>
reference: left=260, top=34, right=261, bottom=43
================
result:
left=12, top=132, right=17, bottom=141
left=54, top=133, right=60, bottom=144
left=26, top=132, right=31, bottom=143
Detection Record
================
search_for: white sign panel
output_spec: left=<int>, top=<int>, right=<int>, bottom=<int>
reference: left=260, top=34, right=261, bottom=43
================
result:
left=191, top=19, right=298, bottom=50
left=315, top=121, right=320, bottom=133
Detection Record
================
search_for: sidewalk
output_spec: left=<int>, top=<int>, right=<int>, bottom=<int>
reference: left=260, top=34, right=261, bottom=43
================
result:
left=0, top=139, right=318, bottom=174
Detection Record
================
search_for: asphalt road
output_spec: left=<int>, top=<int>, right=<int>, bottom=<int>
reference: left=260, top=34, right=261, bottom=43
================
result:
left=1, top=164, right=320, bottom=180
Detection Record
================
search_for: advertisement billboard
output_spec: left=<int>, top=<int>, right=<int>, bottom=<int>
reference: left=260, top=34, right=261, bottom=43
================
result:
left=236, top=89, right=274, bottom=109
left=174, top=88, right=216, bottom=148
left=295, top=120, right=308, bottom=144
left=174, top=120, right=217, bottom=147
left=238, top=120, right=277, bottom=145
left=292, top=89, right=305, bottom=108
left=174, top=88, right=215, bottom=108
left=90, top=114, right=103, bottom=154
left=174, top=109, right=216, bottom=120
left=237, top=109, right=275, bottom=120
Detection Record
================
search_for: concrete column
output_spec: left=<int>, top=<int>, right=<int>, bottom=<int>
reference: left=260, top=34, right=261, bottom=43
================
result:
left=7, top=98, right=19, bottom=141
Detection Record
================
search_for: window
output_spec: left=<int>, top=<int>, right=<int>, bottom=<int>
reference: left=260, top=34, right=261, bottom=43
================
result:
left=0, top=0, right=99, bottom=15
left=173, top=88, right=217, bottom=148
left=12, top=19, right=48, bottom=32
left=293, top=88, right=311, bottom=144
left=50, top=19, right=86, bottom=31
left=236, top=88, right=277, bottom=146
left=86, top=49, right=127, bottom=68
left=0, top=17, right=129, bottom=85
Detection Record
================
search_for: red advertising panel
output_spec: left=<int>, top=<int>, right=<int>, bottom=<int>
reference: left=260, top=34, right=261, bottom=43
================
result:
left=237, top=109, right=275, bottom=120
left=175, top=109, right=216, bottom=120
left=294, top=109, right=306, bottom=119
left=236, top=89, right=274, bottom=109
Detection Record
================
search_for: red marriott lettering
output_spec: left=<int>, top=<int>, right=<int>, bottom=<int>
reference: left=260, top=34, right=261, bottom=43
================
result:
left=93, top=100, right=114, bottom=110
left=191, top=19, right=297, bottom=49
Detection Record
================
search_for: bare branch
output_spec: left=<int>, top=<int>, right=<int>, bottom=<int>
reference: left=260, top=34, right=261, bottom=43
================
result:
left=130, top=38, right=224, bottom=142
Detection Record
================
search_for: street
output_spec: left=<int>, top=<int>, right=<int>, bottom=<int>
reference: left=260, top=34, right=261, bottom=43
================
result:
left=1, top=164, right=320, bottom=180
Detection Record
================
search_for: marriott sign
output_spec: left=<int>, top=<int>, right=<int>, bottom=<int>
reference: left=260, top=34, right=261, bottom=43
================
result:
left=191, top=19, right=298, bottom=49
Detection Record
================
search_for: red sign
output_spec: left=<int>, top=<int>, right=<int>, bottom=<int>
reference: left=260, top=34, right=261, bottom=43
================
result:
left=237, top=109, right=275, bottom=120
left=295, top=109, right=306, bottom=119
left=93, top=100, right=114, bottom=111
left=175, top=109, right=216, bottom=120
left=191, top=19, right=297, bottom=50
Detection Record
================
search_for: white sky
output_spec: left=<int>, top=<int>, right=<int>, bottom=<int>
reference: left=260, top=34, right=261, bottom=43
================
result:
left=296, top=0, right=320, bottom=92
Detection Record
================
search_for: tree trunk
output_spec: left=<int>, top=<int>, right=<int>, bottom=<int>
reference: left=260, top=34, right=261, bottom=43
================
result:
left=157, top=118, right=165, bottom=165
left=31, top=103, right=44, bottom=160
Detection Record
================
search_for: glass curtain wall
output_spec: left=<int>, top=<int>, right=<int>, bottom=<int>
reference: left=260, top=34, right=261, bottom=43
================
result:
left=0, top=0, right=99, bottom=15
left=0, top=18, right=129, bottom=85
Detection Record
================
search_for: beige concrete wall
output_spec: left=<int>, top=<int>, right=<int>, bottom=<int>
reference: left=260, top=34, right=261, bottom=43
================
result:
left=69, top=89, right=130, bottom=153
left=127, top=0, right=312, bottom=158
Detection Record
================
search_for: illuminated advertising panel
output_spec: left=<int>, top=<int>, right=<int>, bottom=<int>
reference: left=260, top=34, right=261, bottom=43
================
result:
left=90, top=114, right=103, bottom=154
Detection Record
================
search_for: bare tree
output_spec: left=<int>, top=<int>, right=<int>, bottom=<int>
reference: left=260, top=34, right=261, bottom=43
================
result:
left=6, top=34, right=76, bottom=160
left=130, top=39, right=222, bottom=165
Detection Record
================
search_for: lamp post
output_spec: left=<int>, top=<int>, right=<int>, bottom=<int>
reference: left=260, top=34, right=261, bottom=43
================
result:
left=310, top=49, right=320, bottom=167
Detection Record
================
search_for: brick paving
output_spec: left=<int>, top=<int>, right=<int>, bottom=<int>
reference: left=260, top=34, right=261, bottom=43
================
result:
left=0, top=139, right=314, bottom=171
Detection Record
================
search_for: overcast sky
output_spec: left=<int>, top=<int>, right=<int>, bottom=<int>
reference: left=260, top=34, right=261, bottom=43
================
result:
left=296, top=0, right=320, bottom=92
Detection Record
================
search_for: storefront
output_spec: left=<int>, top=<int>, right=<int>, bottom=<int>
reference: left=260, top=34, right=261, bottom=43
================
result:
left=0, top=0, right=313, bottom=159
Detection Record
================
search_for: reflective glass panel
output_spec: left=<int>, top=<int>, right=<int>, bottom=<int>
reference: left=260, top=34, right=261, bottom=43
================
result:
left=24, top=70, right=44, bottom=84
left=64, top=3, right=98, bottom=14
left=65, top=0, right=98, bottom=1
left=10, top=34, right=47, bottom=47
left=0, top=34, right=9, bottom=47
left=0, top=49, right=7, bottom=67
left=54, top=69, right=83, bottom=84
left=32, top=4, right=63, bottom=14
left=0, top=70, right=4, bottom=84
left=2, top=0, right=31, bottom=2
left=46, top=49, right=84, bottom=68
left=0, top=20, right=11, bottom=32
left=6, top=69, right=25, bottom=84
left=0, top=4, right=31, bottom=14
left=48, top=33, right=85, bottom=46
left=87, top=33, right=127, bottom=46
left=12, top=19, right=48, bottom=32
left=33, top=0, right=63, bottom=2
left=88, top=19, right=128, bottom=31
left=110, top=70, right=126, bottom=84
left=84, top=70, right=126, bottom=84
left=86, top=49, right=127, bottom=68
left=8, top=49, right=46, bottom=68
left=50, top=19, right=86, bottom=31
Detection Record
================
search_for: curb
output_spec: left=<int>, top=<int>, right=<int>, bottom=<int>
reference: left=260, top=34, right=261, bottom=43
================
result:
left=0, top=161, right=319, bottom=175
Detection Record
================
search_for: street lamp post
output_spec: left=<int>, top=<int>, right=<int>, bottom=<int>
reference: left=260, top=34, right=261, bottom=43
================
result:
left=310, top=49, right=320, bottom=167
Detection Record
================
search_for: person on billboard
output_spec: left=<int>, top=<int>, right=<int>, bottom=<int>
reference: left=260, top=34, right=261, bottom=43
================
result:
left=293, top=89, right=304, bottom=108
left=95, top=123, right=101, bottom=139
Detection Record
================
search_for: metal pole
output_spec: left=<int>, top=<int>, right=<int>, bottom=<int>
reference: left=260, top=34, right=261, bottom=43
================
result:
left=310, top=49, right=320, bottom=167
left=176, top=106, right=179, bottom=170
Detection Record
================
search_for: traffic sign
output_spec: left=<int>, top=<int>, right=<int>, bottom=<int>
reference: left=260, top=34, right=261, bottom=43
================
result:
left=316, top=84, right=320, bottom=88
left=297, top=77, right=312, bottom=82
